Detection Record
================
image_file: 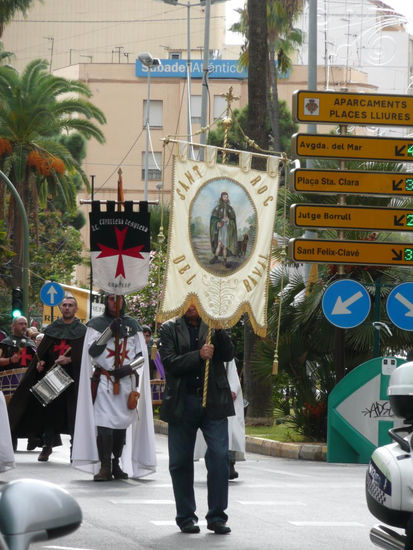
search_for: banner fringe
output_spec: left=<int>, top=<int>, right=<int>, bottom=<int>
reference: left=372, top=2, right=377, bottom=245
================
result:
left=156, top=294, right=267, bottom=338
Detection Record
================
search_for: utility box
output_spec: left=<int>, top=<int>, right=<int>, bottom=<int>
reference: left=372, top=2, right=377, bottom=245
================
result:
left=327, top=356, right=404, bottom=463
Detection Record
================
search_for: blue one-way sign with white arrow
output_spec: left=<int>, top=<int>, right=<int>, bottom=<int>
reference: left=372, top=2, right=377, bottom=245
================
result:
left=322, top=279, right=371, bottom=329
left=40, top=281, right=65, bottom=307
left=387, top=282, right=413, bottom=331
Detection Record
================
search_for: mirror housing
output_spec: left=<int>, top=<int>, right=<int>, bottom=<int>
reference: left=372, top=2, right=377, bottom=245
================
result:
left=0, top=479, right=82, bottom=550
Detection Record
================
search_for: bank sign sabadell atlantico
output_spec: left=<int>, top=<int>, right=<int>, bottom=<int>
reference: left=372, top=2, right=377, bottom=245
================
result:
left=136, top=58, right=247, bottom=79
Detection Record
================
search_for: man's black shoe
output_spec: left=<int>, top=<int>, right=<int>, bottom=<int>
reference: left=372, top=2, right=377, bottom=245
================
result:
left=180, top=521, right=200, bottom=534
left=38, top=446, right=52, bottom=462
left=27, top=438, right=41, bottom=451
left=207, top=522, right=231, bottom=534
left=229, top=461, right=239, bottom=480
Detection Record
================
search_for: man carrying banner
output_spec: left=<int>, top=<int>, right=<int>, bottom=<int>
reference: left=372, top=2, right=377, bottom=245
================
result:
left=159, top=304, right=235, bottom=534
left=8, top=296, right=86, bottom=461
left=72, top=294, right=156, bottom=481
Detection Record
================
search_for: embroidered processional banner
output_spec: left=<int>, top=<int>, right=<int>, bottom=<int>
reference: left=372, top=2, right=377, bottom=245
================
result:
left=157, top=144, right=280, bottom=336
left=89, top=201, right=150, bottom=294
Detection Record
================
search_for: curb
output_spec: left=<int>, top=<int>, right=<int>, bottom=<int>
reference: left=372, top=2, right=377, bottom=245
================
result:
left=154, top=419, right=327, bottom=462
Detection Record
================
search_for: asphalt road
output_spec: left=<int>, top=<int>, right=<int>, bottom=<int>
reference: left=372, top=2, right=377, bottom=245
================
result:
left=1, top=434, right=381, bottom=550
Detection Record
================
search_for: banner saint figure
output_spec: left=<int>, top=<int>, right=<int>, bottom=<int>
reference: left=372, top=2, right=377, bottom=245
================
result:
left=157, top=143, right=280, bottom=337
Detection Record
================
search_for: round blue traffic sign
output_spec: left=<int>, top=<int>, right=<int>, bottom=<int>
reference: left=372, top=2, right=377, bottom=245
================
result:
left=40, top=281, right=65, bottom=307
left=322, top=279, right=371, bottom=329
left=386, top=283, right=413, bottom=331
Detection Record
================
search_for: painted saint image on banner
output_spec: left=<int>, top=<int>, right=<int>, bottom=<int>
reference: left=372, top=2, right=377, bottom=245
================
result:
left=190, top=178, right=256, bottom=275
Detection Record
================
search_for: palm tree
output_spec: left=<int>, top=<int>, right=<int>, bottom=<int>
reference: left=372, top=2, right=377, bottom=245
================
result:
left=264, top=157, right=413, bottom=440
left=243, top=0, right=273, bottom=426
left=0, top=0, right=39, bottom=37
left=0, top=58, right=106, bottom=285
left=0, top=42, right=13, bottom=64
left=231, top=0, right=303, bottom=152
left=266, top=0, right=302, bottom=151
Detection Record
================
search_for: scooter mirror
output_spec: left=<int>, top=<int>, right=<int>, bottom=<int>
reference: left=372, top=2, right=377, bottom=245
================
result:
left=0, top=479, right=82, bottom=550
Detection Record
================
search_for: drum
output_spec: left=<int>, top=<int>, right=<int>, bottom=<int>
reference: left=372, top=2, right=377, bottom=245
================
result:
left=0, top=367, right=26, bottom=404
left=151, top=379, right=165, bottom=405
left=30, top=365, right=74, bottom=407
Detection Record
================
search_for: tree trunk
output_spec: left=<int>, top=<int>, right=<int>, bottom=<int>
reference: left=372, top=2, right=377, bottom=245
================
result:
left=268, top=43, right=281, bottom=152
left=243, top=316, right=273, bottom=426
left=247, top=0, right=268, bottom=164
left=244, top=0, right=273, bottom=426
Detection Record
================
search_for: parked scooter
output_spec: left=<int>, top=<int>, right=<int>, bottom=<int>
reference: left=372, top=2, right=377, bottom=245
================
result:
left=366, top=361, right=413, bottom=550
left=0, top=478, right=82, bottom=550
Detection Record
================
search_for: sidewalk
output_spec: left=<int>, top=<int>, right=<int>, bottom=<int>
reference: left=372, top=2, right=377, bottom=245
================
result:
left=154, top=419, right=327, bottom=462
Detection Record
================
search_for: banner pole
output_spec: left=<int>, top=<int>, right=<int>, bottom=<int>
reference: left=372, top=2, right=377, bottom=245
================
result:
left=113, top=168, right=125, bottom=394
left=202, top=325, right=212, bottom=408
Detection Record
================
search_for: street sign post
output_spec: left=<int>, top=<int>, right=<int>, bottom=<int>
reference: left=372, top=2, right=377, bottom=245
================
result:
left=290, top=168, right=413, bottom=197
left=289, top=238, right=413, bottom=267
left=292, top=133, right=413, bottom=162
left=322, top=279, right=371, bottom=329
left=40, top=281, right=65, bottom=307
left=386, top=283, right=413, bottom=331
left=291, top=204, right=413, bottom=231
left=293, top=90, right=413, bottom=127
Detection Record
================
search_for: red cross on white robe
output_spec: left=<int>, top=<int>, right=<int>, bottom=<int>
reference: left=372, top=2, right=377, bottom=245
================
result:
left=106, top=341, right=130, bottom=363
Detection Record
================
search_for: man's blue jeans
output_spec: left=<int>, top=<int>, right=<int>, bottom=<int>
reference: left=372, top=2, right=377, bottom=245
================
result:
left=168, top=393, right=229, bottom=528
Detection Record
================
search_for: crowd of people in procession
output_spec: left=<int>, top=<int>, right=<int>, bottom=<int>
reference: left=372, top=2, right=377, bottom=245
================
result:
left=0, top=293, right=246, bottom=535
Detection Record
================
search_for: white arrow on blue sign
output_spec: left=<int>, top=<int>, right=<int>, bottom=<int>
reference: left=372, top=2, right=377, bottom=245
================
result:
left=40, top=281, right=65, bottom=307
left=322, top=279, right=371, bottom=329
left=386, top=282, right=413, bottom=331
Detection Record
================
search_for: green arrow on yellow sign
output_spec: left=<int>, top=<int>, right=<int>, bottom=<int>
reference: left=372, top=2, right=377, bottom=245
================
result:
left=292, top=133, right=413, bottom=162
left=289, top=238, right=413, bottom=267
left=291, top=204, right=413, bottom=231
left=290, top=168, right=413, bottom=196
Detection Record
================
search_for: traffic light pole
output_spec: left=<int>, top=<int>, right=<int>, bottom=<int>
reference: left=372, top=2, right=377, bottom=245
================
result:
left=0, top=171, right=29, bottom=319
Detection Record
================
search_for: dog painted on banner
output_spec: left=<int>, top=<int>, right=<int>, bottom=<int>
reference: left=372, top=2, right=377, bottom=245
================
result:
left=237, top=234, right=249, bottom=257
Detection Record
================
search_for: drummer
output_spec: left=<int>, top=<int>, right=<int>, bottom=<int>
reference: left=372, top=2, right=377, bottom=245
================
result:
left=0, top=316, right=36, bottom=403
left=8, top=295, right=86, bottom=462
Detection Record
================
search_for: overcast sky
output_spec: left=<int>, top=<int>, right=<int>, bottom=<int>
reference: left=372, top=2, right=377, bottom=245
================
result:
left=225, top=0, right=413, bottom=42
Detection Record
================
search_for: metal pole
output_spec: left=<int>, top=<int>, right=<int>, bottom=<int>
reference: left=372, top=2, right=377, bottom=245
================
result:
left=0, top=171, right=29, bottom=320
left=144, top=67, right=151, bottom=201
left=186, top=2, right=193, bottom=146
left=89, top=174, right=95, bottom=321
left=303, top=0, right=318, bottom=285
left=200, top=0, right=211, bottom=148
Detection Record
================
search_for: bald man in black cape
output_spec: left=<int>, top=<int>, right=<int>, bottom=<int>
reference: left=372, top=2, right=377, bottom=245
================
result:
left=8, top=296, right=86, bottom=461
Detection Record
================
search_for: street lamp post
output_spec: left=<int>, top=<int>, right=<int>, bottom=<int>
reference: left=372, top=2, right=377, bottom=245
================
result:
left=138, top=52, right=161, bottom=201
left=157, top=0, right=227, bottom=151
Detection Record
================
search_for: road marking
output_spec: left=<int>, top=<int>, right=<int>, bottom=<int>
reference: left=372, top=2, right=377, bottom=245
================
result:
left=243, top=466, right=311, bottom=478
left=151, top=520, right=207, bottom=526
left=44, top=547, right=94, bottom=550
left=238, top=501, right=306, bottom=506
left=289, top=521, right=365, bottom=527
left=109, top=499, right=175, bottom=504
left=232, top=483, right=362, bottom=488
left=123, top=483, right=171, bottom=488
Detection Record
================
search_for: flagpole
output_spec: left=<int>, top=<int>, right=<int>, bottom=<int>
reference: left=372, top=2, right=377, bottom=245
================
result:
left=113, top=168, right=125, bottom=394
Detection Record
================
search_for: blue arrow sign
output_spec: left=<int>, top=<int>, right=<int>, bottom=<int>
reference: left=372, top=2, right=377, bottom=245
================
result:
left=322, top=279, right=371, bottom=328
left=40, top=281, right=65, bottom=307
left=386, top=282, right=413, bottom=331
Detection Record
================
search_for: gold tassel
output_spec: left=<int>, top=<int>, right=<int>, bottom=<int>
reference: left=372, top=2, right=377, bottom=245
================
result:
left=151, top=340, right=158, bottom=361
left=272, top=349, right=278, bottom=375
